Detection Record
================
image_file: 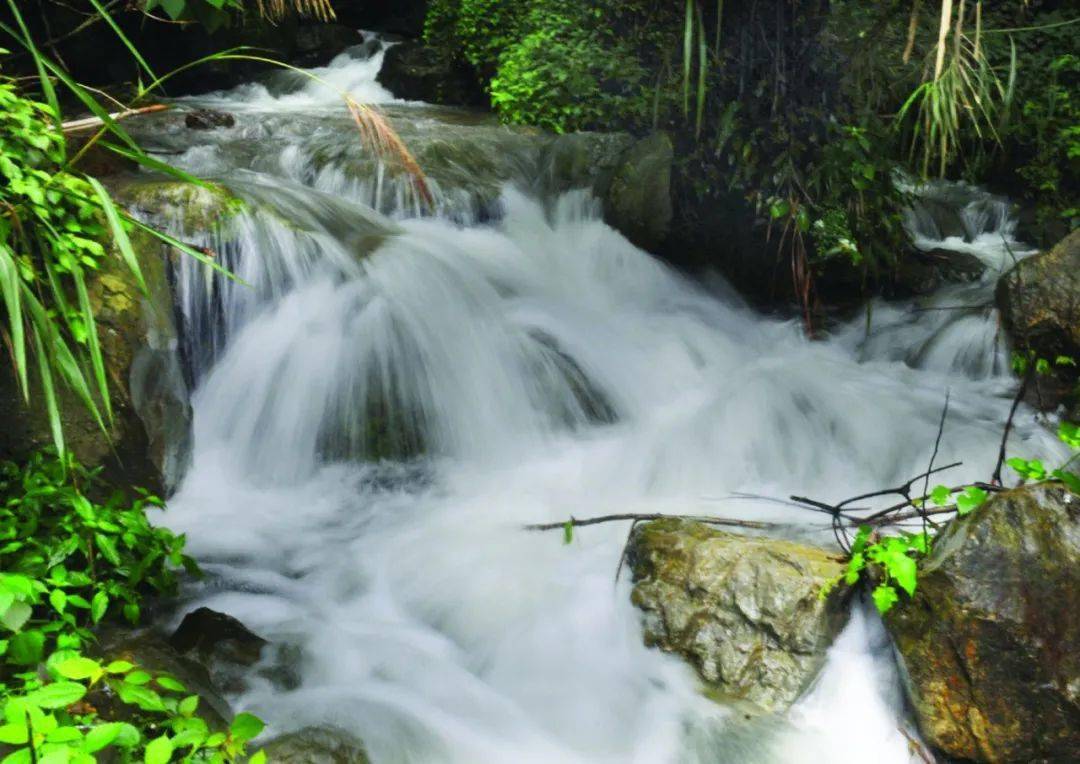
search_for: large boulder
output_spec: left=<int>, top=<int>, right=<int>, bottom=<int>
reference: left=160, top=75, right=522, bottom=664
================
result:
left=627, top=519, right=851, bottom=713
left=997, top=228, right=1080, bottom=412
left=883, top=483, right=1080, bottom=762
left=0, top=226, right=186, bottom=492
left=602, top=132, right=674, bottom=252
left=376, top=40, right=485, bottom=106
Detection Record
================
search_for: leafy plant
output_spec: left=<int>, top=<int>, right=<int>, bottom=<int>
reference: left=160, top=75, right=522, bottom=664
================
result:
left=0, top=450, right=195, bottom=670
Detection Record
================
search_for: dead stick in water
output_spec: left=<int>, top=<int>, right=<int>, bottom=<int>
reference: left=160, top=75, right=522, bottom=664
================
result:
left=61, top=104, right=170, bottom=133
left=523, top=513, right=776, bottom=532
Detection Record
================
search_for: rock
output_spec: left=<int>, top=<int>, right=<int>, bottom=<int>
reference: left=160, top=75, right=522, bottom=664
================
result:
left=997, top=228, right=1080, bottom=410
left=0, top=224, right=187, bottom=492
left=92, top=627, right=233, bottom=728
left=116, top=179, right=247, bottom=235
left=997, top=227, right=1080, bottom=364
left=892, top=246, right=987, bottom=296
left=292, top=24, right=365, bottom=68
left=627, top=519, right=851, bottom=712
left=185, top=108, right=236, bottom=131
left=602, top=132, right=674, bottom=252
left=376, top=40, right=485, bottom=106
left=883, top=483, right=1080, bottom=762
left=257, top=727, right=371, bottom=764
left=170, top=607, right=268, bottom=667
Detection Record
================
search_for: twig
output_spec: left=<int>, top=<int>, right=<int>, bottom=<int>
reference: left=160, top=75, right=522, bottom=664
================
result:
left=991, top=367, right=1031, bottom=486
left=61, top=104, right=170, bottom=133
left=524, top=513, right=776, bottom=532
left=920, top=391, right=951, bottom=536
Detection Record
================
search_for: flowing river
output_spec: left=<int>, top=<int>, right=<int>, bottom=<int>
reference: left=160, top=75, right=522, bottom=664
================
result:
left=125, top=37, right=1065, bottom=763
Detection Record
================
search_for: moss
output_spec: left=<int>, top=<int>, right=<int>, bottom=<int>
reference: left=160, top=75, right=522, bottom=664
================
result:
left=118, top=180, right=247, bottom=234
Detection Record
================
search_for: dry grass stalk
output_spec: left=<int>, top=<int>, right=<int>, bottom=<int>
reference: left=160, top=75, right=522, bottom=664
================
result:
left=345, top=96, right=434, bottom=208
left=254, top=0, right=335, bottom=22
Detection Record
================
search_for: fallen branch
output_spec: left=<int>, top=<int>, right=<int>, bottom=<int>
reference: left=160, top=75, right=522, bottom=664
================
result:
left=991, top=367, right=1031, bottom=485
left=61, top=104, right=170, bottom=133
left=523, top=513, right=776, bottom=532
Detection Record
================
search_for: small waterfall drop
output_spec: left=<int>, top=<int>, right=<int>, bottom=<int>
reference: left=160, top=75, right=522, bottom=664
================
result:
left=133, top=37, right=1065, bottom=763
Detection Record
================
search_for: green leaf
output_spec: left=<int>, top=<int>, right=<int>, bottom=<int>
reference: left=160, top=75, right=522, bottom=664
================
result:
left=84, top=722, right=123, bottom=753
left=56, top=657, right=103, bottom=682
left=90, top=591, right=108, bottom=624
left=105, top=660, right=135, bottom=674
left=1059, top=421, right=1080, bottom=449
left=125, top=670, right=151, bottom=686
left=85, top=178, right=147, bottom=295
left=872, top=583, right=899, bottom=613
left=25, top=681, right=87, bottom=709
left=930, top=485, right=952, bottom=506
left=144, top=734, right=173, bottom=764
left=1, top=601, right=32, bottom=632
left=94, top=533, right=120, bottom=566
left=955, top=486, right=989, bottom=516
left=116, top=682, right=165, bottom=712
left=156, top=675, right=186, bottom=693
left=562, top=520, right=573, bottom=545
left=49, top=589, right=66, bottom=614
left=178, top=695, right=199, bottom=717
left=8, top=630, right=45, bottom=666
left=0, top=723, right=28, bottom=745
left=228, top=712, right=265, bottom=743
left=250, top=751, right=267, bottom=764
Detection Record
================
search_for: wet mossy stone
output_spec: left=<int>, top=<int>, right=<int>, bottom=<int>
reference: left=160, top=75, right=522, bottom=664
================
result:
left=257, top=727, right=371, bottom=764
left=627, top=519, right=851, bottom=713
left=115, top=180, right=247, bottom=237
left=883, top=483, right=1080, bottom=762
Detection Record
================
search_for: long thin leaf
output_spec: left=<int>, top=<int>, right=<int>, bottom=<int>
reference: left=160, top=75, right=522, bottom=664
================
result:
left=71, top=265, right=112, bottom=422
left=32, top=329, right=63, bottom=456
left=130, top=219, right=247, bottom=284
left=87, top=177, right=148, bottom=294
left=0, top=244, right=27, bottom=399
left=695, top=3, right=708, bottom=139
left=2, top=2, right=60, bottom=129
left=683, top=0, right=694, bottom=117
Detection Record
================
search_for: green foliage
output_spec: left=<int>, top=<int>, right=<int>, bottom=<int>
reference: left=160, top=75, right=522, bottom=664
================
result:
left=0, top=450, right=194, bottom=670
left=838, top=526, right=930, bottom=614
left=0, top=73, right=121, bottom=454
left=0, top=451, right=266, bottom=762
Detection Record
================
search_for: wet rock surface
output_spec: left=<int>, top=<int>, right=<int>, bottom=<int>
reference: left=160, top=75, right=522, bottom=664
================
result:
left=883, top=483, right=1080, bottom=762
left=185, top=108, right=236, bottom=130
left=377, top=40, right=485, bottom=106
left=627, top=519, right=851, bottom=713
left=257, top=727, right=371, bottom=764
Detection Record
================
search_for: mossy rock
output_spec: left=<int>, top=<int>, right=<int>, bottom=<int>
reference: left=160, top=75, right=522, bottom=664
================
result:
left=115, top=180, right=247, bottom=236
left=257, top=727, right=371, bottom=764
left=883, top=483, right=1080, bottom=762
left=0, top=225, right=186, bottom=491
left=627, top=519, right=851, bottom=713
left=996, top=227, right=1080, bottom=410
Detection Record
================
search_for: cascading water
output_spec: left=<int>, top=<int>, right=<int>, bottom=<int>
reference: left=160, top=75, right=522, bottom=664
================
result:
left=127, top=37, right=1065, bottom=763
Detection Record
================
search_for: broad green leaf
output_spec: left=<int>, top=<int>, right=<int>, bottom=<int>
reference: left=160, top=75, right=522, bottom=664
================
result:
left=229, top=712, right=265, bottom=743
left=143, top=734, right=173, bottom=764
left=105, top=660, right=135, bottom=674
left=25, top=681, right=87, bottom=709
left=0, top=723, right=28, bottom=745
left=56, top=657, right=103, bottom=682
left=250, top=751, right=267, bottom=764
left=84, top=722, right=122, bottom=753
left=178, top=695, right=199, bottom=717
left=156, top=675, right=186, bottom=693
left=1, top=601, right=32, bottom=632
left=930, top=485, right=952, bottom=506
left=8, top=630, right=45, bottom=666
left=955, top=486, right=989, bottom=516
left=90, top=591, right=108, bottom=624
left=872, top=583, right=899, bottom=614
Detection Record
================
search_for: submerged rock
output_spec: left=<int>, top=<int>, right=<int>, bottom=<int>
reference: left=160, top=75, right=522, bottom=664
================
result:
left=185, top=108, right=236, bottom=131
left=170, top=607, right=268, bottom=667
left=883, top=483, right=1080, bottom=762
left=997, top=228, right=1080, bottom=411
left=627, top=519, right=851, bottom=713
left=116, top=179, right=247, bottom=235
left=891, top=247, right=986, bottom=297
left=257, top=727, right=371, bottom=764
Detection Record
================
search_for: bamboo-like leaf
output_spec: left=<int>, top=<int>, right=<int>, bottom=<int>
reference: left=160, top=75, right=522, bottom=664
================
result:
left=0, top=244, right=27, bottom=399
left=695, top=3, right=708, bottom=140
left=131, top=219, right=246, bottom=284
left=683, top=0, right=694, bottom=117
left=87, top=177, right=148, bottom=294
left=72, top=265, right=112, bottom=422
left=32, top=329, right=63, bottom=456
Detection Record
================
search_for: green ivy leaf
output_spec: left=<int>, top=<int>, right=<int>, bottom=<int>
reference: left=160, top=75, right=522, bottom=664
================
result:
left=930, top=485, right=952, bottom=506
left=872, top=583, right=899, bottom=613
left=84, top=722, right=124, bottom=753
left=91, top=591, right=108, bottom=624
left=8, top=630, right=45, bottom=666
left=56, top=656, right=103, bottom=682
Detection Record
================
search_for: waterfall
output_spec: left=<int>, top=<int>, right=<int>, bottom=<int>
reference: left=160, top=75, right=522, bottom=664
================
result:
left=132, top=37, right=1065, bottom=763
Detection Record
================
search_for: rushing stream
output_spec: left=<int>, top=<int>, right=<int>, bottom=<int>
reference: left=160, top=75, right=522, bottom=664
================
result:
left=127, top=37, right=1066, bottom=763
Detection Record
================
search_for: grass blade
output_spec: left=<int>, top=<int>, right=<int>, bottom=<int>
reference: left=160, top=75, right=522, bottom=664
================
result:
left=32, top=329, right=63, bottom=456
left=72, top=265, right=112, bottom=422
left=0, top=244, right=27, bottom=399
left=87, top=177, right=148, bottom=294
